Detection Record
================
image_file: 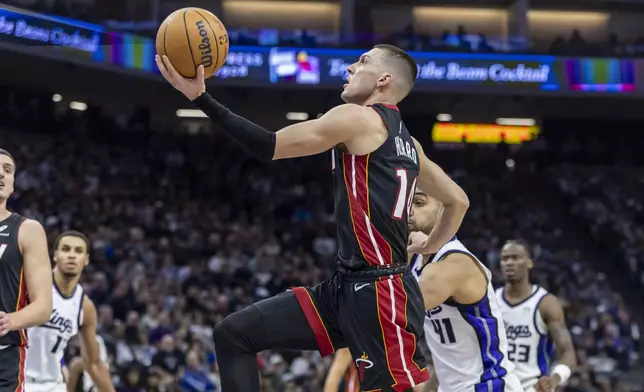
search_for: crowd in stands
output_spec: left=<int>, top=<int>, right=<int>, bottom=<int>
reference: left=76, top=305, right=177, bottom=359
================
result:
left=0, top=86, right=641, bottom=392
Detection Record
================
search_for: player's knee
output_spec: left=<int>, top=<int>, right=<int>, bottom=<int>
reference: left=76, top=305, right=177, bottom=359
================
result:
left=213, top=305, right=263, bottom=353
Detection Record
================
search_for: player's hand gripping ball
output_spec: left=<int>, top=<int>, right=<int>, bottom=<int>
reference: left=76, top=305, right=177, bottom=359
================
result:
left=156, top=7, right=229, bottom=79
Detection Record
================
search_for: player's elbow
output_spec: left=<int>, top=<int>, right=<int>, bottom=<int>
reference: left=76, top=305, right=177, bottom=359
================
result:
left=420, top=275, right=450, bottom=310
left=450, top=188, right=470, bottom=211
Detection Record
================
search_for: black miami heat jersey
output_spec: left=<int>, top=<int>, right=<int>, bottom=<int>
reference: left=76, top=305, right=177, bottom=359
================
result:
left=332, top=103, right=419, bottom=270
left=0, top=213, right=28, bottom=347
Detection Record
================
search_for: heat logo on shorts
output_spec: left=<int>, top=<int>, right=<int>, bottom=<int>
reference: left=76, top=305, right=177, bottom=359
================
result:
left=355, top=352, right=374, bottom=382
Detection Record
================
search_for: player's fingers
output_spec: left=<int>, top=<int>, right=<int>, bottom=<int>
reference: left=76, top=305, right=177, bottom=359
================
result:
left=197, top=64, right=205, bottom=81
left=155, top=56, right=172, bottom=81
left=162, top=55, right=180, bottom=79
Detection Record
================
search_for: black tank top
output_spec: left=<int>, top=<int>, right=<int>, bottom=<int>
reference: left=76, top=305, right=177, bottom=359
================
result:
left=0, top=213, right=28, bottom=346
left=332, top=104, right=420, bottom=270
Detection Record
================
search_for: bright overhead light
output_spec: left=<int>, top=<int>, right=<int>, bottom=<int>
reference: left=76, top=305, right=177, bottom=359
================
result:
left=176, top=109, right=208, bottom=118
left=496, top=118, right=536, bottom=126
left=69, top=101, right=87, bottom=111
left=52, top=94, right=62, bottom=102
left=436, top=113, right=452, bottom=122
left=286, top=112, right=309, bottom=121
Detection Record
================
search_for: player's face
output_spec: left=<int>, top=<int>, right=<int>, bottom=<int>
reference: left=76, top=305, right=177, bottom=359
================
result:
left=500, top=243, right=533, bottom=283
left=54, top=236, right=89, bottom=278
left=341, top=48, right=392, bottom=104
left=0, top=155, right=15, bottom=201
left=408, top=192, right=441, bottom=234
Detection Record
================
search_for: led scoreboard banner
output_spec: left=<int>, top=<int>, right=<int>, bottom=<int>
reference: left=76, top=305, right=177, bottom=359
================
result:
left=432, top=123, right=541, bottom=144
left=1, top=3, right=643, bottom=96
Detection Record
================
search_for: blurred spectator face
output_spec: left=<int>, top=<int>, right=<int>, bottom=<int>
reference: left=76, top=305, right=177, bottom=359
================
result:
left=0, top=152, right=15, bottom=201
left=342, top=48, right=395, bottom=104
left=160, top=334, right=175, bottom=352
left=408, top=191, right=440, bottom=234
left=126, top=368, right=141, bottom=386
left=500, top=243, right=533, bottom=283
left=54, top=235, right=89, bottom=278
left=186, top=350, right=200, bottom=370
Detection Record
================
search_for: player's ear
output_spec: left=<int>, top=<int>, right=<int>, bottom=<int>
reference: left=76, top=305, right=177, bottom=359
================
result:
left=376, top=72, right=392, bottom=88
left=527, top=258, right=534, bottom=269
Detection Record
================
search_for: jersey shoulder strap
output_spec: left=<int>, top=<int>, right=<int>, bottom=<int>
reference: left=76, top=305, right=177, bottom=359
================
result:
left=532, top=286, right=550, bottom=335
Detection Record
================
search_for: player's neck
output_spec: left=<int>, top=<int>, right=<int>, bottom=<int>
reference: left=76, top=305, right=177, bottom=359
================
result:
left=53, top=269, right=80, bottom=296
left=0, top=202, right=9, bottom=220
left=504, top=280, right=532, bottom=300
left=362, top=91, right=398, bottom=108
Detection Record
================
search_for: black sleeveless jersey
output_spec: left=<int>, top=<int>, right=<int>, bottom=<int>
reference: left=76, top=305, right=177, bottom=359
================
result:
left=0, top=213, right=28, bottom=346
left=332, top=104, right=420, bottom=270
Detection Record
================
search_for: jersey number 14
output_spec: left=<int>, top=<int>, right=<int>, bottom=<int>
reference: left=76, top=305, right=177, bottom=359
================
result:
left=393, top=169, right=417, bottom=220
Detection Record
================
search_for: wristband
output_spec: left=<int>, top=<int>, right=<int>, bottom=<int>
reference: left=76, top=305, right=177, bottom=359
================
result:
left=552, top=364, right=571, bottom=385
left=193, top=92, right=276, bottom=162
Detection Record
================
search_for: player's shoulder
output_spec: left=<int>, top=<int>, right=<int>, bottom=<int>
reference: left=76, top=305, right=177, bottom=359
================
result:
left=537, top=291, right=563, bottom=314
left=17, top=218, right=46, bottom=244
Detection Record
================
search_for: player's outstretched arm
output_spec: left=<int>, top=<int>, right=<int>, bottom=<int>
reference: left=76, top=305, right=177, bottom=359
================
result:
left=324, top=348, right=353, bottom=392
left=535, top=295, right=576, bottom=392
left=0, top=219, right=52, bottom=335
left=155, top=56, right=371, bottom=162
left=409, top=139, right=469, bottom=254
left=79, top=296, right=115, bottom=392
left=417, top=252, right=485, bottom=311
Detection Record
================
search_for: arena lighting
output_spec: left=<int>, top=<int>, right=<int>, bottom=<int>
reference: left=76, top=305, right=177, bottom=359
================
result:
left=69, top=101, right=87, bottom=111
left=436, top=113, right=452, bottom=122
left=52, top=94, right=63, bottom=103
left=496, top=118, right=536, bottom=126
left=286, top=112, right=309, bottom=121
left=176, top=109, right=208, bottom=118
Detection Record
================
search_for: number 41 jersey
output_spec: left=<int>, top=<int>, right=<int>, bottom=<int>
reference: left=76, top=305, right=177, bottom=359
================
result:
left=26, top=283, right=84, bottom=384
left=410, top=238, right=523, bottom=392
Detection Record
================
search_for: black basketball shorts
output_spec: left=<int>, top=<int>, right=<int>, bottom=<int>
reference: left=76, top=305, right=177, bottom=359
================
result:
left=292, top=266, right=429, bottom=391
left=0, top=345, right=26, bottom=392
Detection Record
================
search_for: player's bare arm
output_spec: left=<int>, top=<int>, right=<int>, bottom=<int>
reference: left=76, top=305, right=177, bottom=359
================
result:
left=418, top=252, right=486, bottom=311
left=79, top=296, right=115, bottom=392
left=155, top=56, right=385, bottom=162
left=535, top=294, right=576, bottom=392
left=0, top=219, right=52, bottom=335
left=66, top=357, right=84, bottom=392
left=324, top=348, right=353, bottom=392
left=408, top=140, right=469, bottom=254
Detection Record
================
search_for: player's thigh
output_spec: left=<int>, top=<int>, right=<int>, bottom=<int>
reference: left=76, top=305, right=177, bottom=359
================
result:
left=0, top=346, right=24, bottom=392
left=339, top=274, right=429, bottom=392
left=253, top=282, right=344, bottom=355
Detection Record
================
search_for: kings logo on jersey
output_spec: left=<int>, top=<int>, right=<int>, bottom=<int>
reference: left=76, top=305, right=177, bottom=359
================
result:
left=44, top=309, right=74, bottom=334
left=506, top=324, right=532, bottom=340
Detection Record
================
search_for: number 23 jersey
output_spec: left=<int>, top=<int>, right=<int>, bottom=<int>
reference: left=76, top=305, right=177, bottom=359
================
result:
left=410, top=238, right=522, bottom=392
left=495, top=285, right=554, bottom=392
left=26, top=283, right=84, bottom=383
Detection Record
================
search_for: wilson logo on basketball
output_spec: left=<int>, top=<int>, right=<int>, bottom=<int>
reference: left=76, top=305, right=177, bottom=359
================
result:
left=355, top=352, right=374, bottom=382
left=195, top=20, right=213, bottom=68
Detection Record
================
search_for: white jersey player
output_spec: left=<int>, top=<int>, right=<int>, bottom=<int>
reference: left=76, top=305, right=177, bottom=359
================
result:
left=496, top=240, right=576, bottom=392
left=26, top=283, right=84, bottom=391
left=25, top=231, right=114, bottom=392
left=407, top=191, right=523, bottom=392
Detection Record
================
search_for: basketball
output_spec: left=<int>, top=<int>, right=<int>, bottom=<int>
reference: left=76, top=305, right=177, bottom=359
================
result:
left=156, top=8, right=229, bottom=79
